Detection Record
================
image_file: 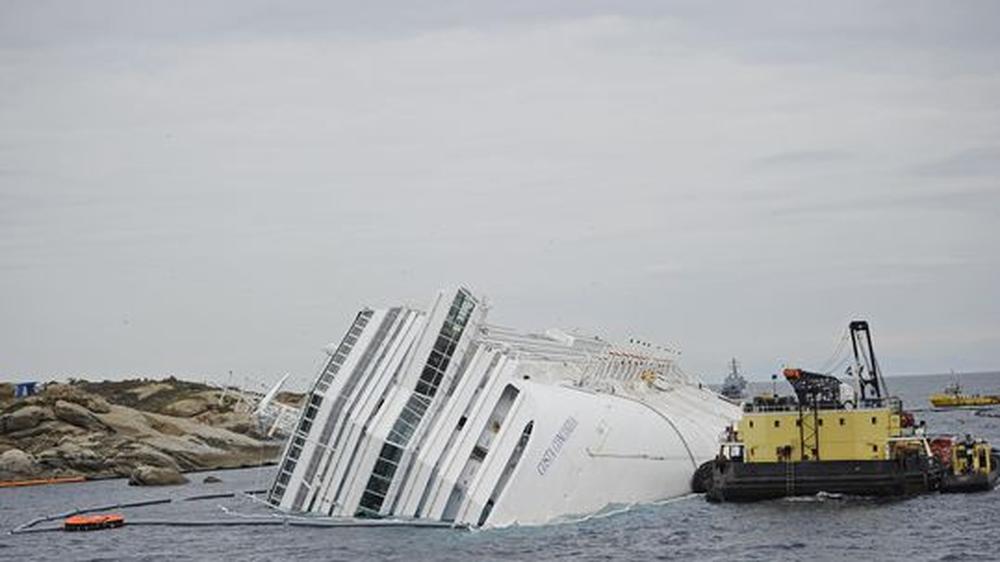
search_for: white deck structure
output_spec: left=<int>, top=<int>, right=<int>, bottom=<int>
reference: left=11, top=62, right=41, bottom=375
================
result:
left=267, top=288, right=739, bottom=527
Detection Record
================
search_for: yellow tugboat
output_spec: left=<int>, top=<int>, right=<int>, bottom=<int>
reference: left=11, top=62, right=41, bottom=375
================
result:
left=701, top=321, right=999, bottom=502
left=929, top=379, right=1000, bottom=408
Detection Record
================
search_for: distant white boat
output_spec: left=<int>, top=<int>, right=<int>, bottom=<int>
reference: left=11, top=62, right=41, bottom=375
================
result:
left=267, top=287, right=739, bottom=527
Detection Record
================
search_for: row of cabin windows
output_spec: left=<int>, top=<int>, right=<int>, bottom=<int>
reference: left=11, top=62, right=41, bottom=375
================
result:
left=356, top=291, right=476, bottom=517
left=268, top=311, right=372, bottom=506
left=750, top=416, right=882, bottom=429
left=269, top=437, right=305, bottom=503
left=413, top=295, right=474, bottom=399
left=315, top=311, right=372, bottom=394
left=303, top=309, right=407, bottom=501
left=304, top=313, right=373, bottom=428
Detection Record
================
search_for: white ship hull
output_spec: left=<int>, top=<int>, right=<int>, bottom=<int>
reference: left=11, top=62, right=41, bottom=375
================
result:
left=268, top=288, right=738, bottom=527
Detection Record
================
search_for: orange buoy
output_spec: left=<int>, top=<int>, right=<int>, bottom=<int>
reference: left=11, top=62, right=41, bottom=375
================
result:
left=64, top=513, right=126, bottom=532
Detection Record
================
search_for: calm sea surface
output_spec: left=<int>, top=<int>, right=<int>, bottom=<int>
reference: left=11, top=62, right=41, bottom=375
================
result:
left=2, top=372, right=998, bottom=561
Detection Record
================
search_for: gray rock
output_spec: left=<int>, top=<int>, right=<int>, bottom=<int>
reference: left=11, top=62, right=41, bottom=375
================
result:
left=0, top=406, right=52, bottom=434
left=162, top=397, right=211, bottom=418
left=6, top=420, right=82, bottom=442
left=128, top=465, right=188, bottom=486
left=43, top=384, right=112, bottom=414
left=53, top=400, right=111, bottom=432
left=112, top=444, right=180, bottom=471
left=45, top=441, right=106, bottom=472
left=58, top=441, right=98, bottom=460
left=34, top=447, right=68, bottom=469
left=0, top=448, right=37, bottom=475
left=202, top=475, right=223, bottom=484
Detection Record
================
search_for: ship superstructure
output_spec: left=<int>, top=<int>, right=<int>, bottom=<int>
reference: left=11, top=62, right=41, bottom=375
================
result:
left=267, top=287, right=739, bottom=527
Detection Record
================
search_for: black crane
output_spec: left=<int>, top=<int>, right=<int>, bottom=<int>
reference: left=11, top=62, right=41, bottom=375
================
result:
left=777, top=320, right=888, bottom=460
left=849, top=320, right=887, bottom=405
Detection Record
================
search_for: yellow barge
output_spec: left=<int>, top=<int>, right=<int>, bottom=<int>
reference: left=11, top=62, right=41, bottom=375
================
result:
left=702, top=321, right=998, bottom=502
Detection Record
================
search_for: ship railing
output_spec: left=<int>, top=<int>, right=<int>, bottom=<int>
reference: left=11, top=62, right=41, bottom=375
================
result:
left=743, top=402, right=807, bottom=413
left=743, top=400, right=893, bottom=414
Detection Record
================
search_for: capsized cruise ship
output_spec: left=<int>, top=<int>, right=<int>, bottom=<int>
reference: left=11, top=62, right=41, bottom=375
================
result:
left=267, top=287, right=739, bottom=527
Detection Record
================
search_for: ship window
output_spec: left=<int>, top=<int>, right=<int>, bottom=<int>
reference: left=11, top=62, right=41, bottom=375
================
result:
left=381, top=443, right=403, bottom=463
left=749, top=421, right=754, bottom=428
left=773, top=420, right=780, bottom=428
left=872, top=444, right=878, bottom=452
left=839, top=418, right=845, bottom=426
left=471, top=445, right=488, bottom=461
left=367, top=474, right=391, bottom=495
left=818, top=419, right=824, bottom=426
left=871, top=416, right=878, bottom=425
left=795, top=419, right=801, bottom=427
left=428, top=350, right=445, bottom=369
left=433, top=338, right=449, bottom=354
left=373, top=459, right=397, bottom=478
left=358, top=490, right=385, bottom=515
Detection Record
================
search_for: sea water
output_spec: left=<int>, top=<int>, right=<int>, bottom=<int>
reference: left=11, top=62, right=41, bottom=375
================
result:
left=2, top=372, right=998, bottom=561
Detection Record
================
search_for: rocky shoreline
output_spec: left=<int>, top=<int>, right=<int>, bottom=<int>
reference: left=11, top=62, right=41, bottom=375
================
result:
left=0, top=378, right=297, bottom=486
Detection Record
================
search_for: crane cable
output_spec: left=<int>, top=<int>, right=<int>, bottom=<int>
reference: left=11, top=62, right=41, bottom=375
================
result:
left=817, top=327, right=850, bottom=375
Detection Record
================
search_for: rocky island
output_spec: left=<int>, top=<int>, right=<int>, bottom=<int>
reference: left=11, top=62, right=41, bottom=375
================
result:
left=0, top=378, right=299, bottom=485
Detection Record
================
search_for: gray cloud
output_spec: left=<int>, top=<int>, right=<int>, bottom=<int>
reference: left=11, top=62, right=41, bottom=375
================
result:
left=1, top=2, right=998, bottom=386
left=749, top=149, right=855, bottom=171
left=912, top=147, right=1000, bottom=178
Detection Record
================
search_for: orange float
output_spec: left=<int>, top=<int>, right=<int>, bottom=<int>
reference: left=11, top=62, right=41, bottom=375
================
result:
left=0, top=476, right=86, bottom=488
left=64, top=513, right=126, bottom=532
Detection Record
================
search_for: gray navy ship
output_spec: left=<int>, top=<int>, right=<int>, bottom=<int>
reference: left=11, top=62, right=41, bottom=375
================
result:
left=719, top=358, right=747, bottom=400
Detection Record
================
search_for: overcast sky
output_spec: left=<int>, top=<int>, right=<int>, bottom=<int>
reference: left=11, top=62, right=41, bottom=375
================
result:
left=2, top=1, right=998, bottom=389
